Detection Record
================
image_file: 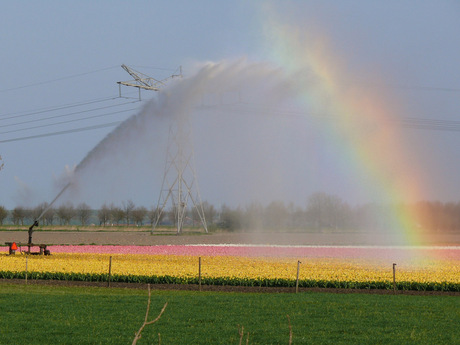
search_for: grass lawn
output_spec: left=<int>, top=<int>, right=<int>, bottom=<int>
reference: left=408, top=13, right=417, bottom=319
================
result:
left=0, top=284, right=458, bottom=344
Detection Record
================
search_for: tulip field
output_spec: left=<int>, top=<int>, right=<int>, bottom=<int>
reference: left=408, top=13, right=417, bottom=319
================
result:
left=0, top=245, right=459, bottom=291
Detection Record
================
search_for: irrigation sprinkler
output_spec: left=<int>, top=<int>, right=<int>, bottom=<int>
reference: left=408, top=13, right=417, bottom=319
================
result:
left=27, top=220, right=38, bottom=247
left=26, top=182, right=71, bottom=247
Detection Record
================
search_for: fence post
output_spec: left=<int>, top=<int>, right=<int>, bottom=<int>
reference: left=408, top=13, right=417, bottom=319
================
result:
left=199, top=257, right=202, bottom=291
left=295, top=261, right=301, bottom=293
left=108, top=256, right=112, bottom=288
left=392, top=263, right=397, bottom=293
left=25, top=256, right=28, bottom=285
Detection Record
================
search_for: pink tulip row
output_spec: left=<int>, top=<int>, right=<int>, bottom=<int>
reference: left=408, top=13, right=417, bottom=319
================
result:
left=1, top=244, right=456, bottom=260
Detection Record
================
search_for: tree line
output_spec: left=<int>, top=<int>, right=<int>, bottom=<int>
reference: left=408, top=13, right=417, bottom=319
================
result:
left=0, top=201, right=152, bottom=227
left=0, top=199, right=217, bottom=228
left=219, top=193, right=460, bottom=233
left=0, top=192, right=459, bottom=233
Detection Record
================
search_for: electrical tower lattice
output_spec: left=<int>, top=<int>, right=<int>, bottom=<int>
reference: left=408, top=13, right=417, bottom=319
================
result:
left=118, top=64, right=208, bottom=234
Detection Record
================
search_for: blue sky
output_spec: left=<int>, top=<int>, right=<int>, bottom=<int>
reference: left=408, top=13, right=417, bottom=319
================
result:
left=1, top=1, right=459, bottom=210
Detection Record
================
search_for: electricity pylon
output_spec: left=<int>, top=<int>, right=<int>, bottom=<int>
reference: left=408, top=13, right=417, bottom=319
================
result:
left=117, top=64, right=182, bottom=99
left=117, top=64, right=207, bottom=234
left=152, top=114, right=208, bottom=234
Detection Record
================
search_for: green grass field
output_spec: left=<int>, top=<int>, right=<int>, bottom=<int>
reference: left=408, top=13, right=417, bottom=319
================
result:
left=0, top=284, right=458, bottom=344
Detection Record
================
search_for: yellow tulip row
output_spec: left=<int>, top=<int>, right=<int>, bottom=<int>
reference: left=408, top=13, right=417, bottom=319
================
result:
left=1, top=253, right=458, bottom=284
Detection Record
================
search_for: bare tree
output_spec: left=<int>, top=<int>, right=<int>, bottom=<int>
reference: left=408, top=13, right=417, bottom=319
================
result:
left=264, top=200, right=289, bottom=230
left=243, top=202, right=264, bottom=230
left=24, top=208, right=34, bottom=224
left=132, top=206, right=147, bottom=226
left=11, top=206, right=26, bottom=225
left=190, top=201, right=215, bottom=227
left=111, top=205, right=125, bottom=225
left=32, top=203, right=46, bottom=221
left=123, top=200, right=135, bottom=225
left=148, top=207, right=162, bottom=225
left=31, top=202, right=55, bottom=226
left=56, top=202, right=76, bottom=225
left=98, top=203, right=111, bottom=226
left=202, top=201, right=217, bottom=226
left=219, top=204, right=243, bottom=231
left=43, top=205, right=55, bottom=226
left=0, top=206, right=8, bottom=225
left=306, top=192, right=348, bottom=230
left=77, top=203, right=92, bottom=226
left=287, top=202, right=306, bottom=229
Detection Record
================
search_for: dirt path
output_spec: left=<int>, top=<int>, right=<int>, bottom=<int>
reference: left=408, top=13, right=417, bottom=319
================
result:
left=1, top=230, right=459, bottom=246
left=1, top=278, right=458, bottom=296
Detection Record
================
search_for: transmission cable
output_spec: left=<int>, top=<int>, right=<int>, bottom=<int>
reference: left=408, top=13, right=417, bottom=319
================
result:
left=0, top=65, right=119, bottom=93
left=0, top=100, right=139, bottom=129
left=0, top=108, right=137, bottom=135
left=130, top=65, right=179, bottom=72
left=195, top=101, right=460, bottom=132
left=0, top=122, right=122, bottom=143
left=0, top=96, right=120, bottom=121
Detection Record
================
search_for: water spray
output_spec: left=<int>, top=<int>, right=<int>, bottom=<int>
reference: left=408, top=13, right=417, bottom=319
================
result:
left=25, top=60, right=295, bottom=242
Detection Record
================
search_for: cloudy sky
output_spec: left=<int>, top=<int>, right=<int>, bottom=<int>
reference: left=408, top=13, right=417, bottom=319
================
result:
left=1, top=1, right=459, bottom=210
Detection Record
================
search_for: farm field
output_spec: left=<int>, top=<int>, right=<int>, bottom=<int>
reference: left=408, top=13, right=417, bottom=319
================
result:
left=0, top=232, right=459, bottom=344
left=1, top=244, right=458, bottom=292
left=0, top=284, right=459, bottom=345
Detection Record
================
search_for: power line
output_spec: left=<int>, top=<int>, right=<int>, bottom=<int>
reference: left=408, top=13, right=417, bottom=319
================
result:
left=0, top=107, right=138, bottom=135
left=130, top=65, right=179, bottom=72
left=0, top=65, right=119, bottom=93
left=399, top=117, right=460, bottom=132
left=0, top=100, right=139, bottom=129
left=347, top=81, right=460, bottom=93
left=394, top=85, right=460, bottom=92
left=0, top=122, right=122, bottom=143
left=3, top=96, right=458, bottom=144
left=2, top=104, right=459, bottom=145
left=196, top=102, right=460, bottom=132
left=0, top=96, right=120, bottom=121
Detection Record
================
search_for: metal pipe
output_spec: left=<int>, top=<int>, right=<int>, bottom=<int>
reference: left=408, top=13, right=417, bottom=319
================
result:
left=27, top=182, right=72, bottom=245
left=28, top=220, right=38, bottom=245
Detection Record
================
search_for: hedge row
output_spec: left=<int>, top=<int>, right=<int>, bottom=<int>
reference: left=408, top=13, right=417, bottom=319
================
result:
left=0, top=270, right=458, bottom=292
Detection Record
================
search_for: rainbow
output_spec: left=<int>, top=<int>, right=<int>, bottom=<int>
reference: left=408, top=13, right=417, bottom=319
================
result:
left=258, top=7, right=433, bottom=247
